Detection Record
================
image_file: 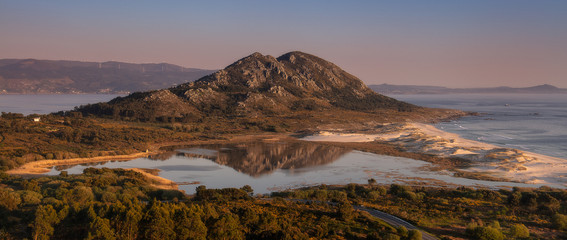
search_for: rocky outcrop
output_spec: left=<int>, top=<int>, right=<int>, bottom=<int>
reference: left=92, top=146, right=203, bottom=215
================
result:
left=78, top=51, right=416, bottom=121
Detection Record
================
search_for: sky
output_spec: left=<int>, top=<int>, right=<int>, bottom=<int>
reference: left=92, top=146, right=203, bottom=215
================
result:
left=1, top=0, right=567, bottom=88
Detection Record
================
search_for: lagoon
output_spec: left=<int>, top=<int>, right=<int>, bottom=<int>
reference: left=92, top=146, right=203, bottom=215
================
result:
left=44, top=141, right=544, bottom=194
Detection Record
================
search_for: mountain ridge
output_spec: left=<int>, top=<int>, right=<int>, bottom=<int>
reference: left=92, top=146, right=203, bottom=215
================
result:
left=0, top=58, right=216, bottom=94
left=370, top=83, right=567, bottom=95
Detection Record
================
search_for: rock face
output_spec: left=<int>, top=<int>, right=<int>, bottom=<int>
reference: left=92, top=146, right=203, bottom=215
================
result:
left=77, top=51, right=416, bottom=121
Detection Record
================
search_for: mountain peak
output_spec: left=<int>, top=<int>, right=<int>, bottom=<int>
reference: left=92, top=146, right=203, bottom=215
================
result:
left=79, top=51, right=416, bottom=121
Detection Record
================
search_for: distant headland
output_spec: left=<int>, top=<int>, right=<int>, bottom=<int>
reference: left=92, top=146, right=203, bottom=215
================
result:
left=369, top=83, right=567, bottom=95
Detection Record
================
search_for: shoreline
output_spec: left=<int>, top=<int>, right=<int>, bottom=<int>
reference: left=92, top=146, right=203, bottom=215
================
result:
left=6, top=151, right=156, bottom=175
left=7, top=121, right=566, bottom=190
left=302, top=122, right=567, bottom=187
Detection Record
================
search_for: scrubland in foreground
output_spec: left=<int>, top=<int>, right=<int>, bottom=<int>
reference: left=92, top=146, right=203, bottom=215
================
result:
left=1, top=168, right=567, bottom=239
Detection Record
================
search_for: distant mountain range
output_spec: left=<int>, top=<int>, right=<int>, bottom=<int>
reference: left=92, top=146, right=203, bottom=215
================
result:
left=369, top=84, right=567, bottom=95
left=0, top=59, right=216, bottom=94
left=76, top=51, right=416, bottom=122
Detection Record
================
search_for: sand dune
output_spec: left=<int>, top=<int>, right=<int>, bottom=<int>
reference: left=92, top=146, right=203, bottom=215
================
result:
left=302, top=122, right=567, bottom=187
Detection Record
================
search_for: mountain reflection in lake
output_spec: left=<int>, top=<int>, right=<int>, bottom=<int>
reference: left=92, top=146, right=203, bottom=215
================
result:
left=176, top=141, right=351, bottom=177
left=45, top=141, right=546, bottom=194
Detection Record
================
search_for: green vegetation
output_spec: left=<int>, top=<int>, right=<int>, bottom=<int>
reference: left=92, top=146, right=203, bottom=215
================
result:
left=275, top=184, right=567, bottom=239
left=0, top=112, right=194, bottom=170
left=0, top=169, right=406, bottom=239
left=3, top=165, right=567, bottom=239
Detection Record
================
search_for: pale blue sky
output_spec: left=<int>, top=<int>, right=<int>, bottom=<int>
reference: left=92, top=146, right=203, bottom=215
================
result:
left=1, top=1, right=566, bottom=87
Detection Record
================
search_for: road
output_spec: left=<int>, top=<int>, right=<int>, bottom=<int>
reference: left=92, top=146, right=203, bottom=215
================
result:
left=287, top=199, right=438, bottom=240
left=353, top=205, right=438, bottom=240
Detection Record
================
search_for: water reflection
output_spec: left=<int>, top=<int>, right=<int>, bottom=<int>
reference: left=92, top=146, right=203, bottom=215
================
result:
left=175, top=141, right=351, bottom=177
left=45, top=140, right=550, bottom=194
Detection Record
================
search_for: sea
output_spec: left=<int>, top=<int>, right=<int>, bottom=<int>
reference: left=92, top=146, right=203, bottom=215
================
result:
left=0, top=94, right=122, bottom=115
left=389, top=93, right=567, bottom=160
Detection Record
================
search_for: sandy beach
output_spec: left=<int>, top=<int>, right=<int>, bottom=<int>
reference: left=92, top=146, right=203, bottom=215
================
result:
left=6, top=151, right=154, bottom=175
left=5, top=151, right=179, bottom=190
left=302, top=122, right=567, bottom=187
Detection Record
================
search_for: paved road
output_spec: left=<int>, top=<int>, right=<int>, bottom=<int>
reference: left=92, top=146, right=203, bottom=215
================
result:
left=353, top=205, right=438, bottom=240
left=287, top=199, right=438, bottom=240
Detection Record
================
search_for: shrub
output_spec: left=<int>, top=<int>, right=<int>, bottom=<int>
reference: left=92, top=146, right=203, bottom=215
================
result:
left=396, top=226, right=408, bottom=238
left=408, top=229, right=422, bottom=240
left=552, top=213, right=567, bottom=230
left=509, top=223, right=529, bottom=239
left=469, top=226, right=504, bottom=240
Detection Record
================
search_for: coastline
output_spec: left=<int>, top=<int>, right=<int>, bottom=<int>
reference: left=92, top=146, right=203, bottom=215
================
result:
left=5, top=152, right=181, bottom=190
left=6, top=151, right=155, bottom=175
left=302, top=122, right=567, bottom=187
left=7, top=120, right=566, bottom=189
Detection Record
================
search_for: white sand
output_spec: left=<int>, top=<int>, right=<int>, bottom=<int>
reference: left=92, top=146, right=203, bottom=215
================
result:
left=301, top=123, right=567, bottom=187
left=300, top=131, right=382, bottom=142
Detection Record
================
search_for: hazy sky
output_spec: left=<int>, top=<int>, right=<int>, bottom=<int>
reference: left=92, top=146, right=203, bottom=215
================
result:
left=1, top=0, right=567, bottom=88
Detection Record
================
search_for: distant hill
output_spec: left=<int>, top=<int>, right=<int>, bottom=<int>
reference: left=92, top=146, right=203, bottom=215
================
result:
left=369, top=84, right=567, bottom=95
left=76, top=51, right=416, bottom=122
left=0, top=59, right=216, bottom=94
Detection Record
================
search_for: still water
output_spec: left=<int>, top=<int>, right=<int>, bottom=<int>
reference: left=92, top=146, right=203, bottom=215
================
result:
left=45, top=141, right=544, bottom=194
left=0, top=94, right=121, bottom=115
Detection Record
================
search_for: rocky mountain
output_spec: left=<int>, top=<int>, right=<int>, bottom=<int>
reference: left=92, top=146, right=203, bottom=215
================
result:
left=370, top=83, right=567, bottom=95
left=76, top=51, right=416, bottom=121
left=0, top=59, right=215, bottom=94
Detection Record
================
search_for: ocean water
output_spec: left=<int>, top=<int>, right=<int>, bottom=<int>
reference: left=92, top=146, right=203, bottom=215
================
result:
left=390, top=94, right=567, bottom=159
left=0, top=94, right=122, bottom=115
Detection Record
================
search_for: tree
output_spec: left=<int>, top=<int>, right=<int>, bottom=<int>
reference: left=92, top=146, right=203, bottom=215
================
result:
left=87, top=216, right=116, bottom=240
left=141, top=201, right=176, bottom=240
left=337, top=202, right=354, bottom=222
left=383, top=233, right=400, bottom=240
left=241, top=185, right=253, bottom=195
left=395, top=226, right=408, bottom=238
left=509, top=223, right=529, bottom=239
left=209, top=213, right=244, bottom=240
left=552, top=213, right=567, bottom=230
left=0, top=188, right=21, bottom=211
left=254, top=212, right=281, bottom=238
left=174, top=207, right=207, bottom=240
left=408, top=229, right=422, bottom=240
left=368, top=178, right=377, bottom=185
left=31, top=205, right=59, bottom=240
left=110, top=201, right=142, bottom=240
left=469, top=226, right=504, bottom=240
